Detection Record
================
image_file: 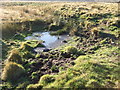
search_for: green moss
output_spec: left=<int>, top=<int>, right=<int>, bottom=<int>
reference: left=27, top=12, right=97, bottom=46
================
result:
left=41, top=46, right=119, bottom=88
left=108, top=26, right=118, bottom=31
left=50, top=28, right=67, bottom=35
left=100, top=38, right=108, bottom=44
left=19, top=42, right=33, bottom=51
left=39, top=74, right=56, bottom=86
left=2, top=2, right=119, bottom=89
left=35, top=53, right=41, bottom=58
left=59, top=66, right=65, bottom=72
left=27, top=84, right=43, bottom=89
left=77, top=49, right=85, bottom=55
left=64, top=46, right=78, bottom=54
left=26, top=40, right=45, bottom=48
left=31, top=71, right=40, bottom=80
left=65, top=76, right=86, bottom=88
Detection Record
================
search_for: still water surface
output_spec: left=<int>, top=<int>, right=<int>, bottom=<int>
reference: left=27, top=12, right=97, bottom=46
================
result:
left=25, top=32, right=70, bottom=52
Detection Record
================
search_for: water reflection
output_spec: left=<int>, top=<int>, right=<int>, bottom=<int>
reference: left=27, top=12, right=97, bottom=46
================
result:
left=25, top=32, right=70, bottom=52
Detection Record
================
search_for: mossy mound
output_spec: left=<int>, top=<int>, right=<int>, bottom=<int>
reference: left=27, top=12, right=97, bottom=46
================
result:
left=39, top=74, right=56, bottom=86
left=6, top=49, right=22, bottom=64
left=64, top=46, right=78, bottom=54
left=1, top=62, right=26, bottom=84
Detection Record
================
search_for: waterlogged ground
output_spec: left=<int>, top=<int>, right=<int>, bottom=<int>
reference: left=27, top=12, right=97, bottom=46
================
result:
left=25, top=32, right=70, bottom=51
left=1, top=2, right=120, bottom=89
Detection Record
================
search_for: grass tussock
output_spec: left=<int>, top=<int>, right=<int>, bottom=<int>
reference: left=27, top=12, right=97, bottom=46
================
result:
left=1, top=62, right=26, bottom=84
left=6, top=49, right=22, bottom=64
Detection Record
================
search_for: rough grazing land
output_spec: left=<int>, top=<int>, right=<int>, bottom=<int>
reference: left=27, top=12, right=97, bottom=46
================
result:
left=0, top=2, right=120, bottom=89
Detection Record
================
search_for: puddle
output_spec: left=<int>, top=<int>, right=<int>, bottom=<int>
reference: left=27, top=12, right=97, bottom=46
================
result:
left=25, top=32, right=70, bottom=52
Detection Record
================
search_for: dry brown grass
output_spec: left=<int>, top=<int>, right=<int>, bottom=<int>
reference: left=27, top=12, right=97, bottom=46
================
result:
left=1, top=2, right=118, bottom=23
left=1, top=2, right=118, bottom=39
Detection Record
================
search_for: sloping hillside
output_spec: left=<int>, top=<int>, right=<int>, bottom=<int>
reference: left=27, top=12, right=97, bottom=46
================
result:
left=1, top=2, right=119, bottom=89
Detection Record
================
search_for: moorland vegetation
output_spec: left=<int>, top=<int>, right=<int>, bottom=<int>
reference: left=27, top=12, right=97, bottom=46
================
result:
left=0, top=1, right=120, bottom=89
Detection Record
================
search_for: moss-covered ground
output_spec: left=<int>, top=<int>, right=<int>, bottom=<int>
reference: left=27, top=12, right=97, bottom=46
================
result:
left=0, top=1, right=119, bottom=89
